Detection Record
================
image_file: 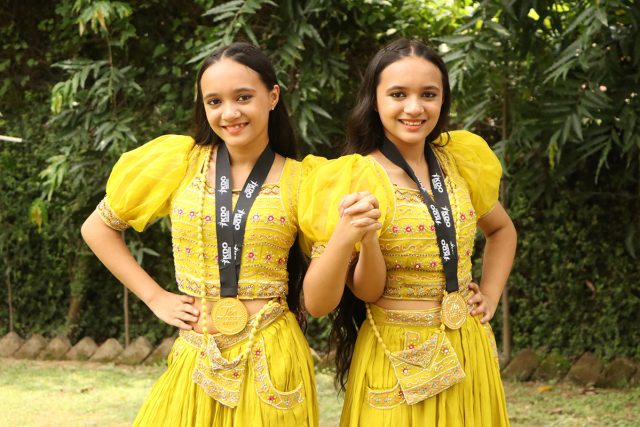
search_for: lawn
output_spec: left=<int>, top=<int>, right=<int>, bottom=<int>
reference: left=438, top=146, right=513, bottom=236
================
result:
left=1, top=358, right=638, bottom=426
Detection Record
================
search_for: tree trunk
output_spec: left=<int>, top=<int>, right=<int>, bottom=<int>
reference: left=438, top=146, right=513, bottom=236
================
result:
left=66, top=295, right=83, bottom=329
left=65, top=253, right=89, bottom=336
left=124, top=288, right=130, bottom=347
left=5, top=265, right=13, bottom=333
left=500, top=82, right=512, bottom=362
left=501, top=287, right=511, bottom=359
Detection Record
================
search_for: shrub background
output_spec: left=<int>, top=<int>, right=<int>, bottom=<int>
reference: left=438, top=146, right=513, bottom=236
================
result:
left=1, top=0, right=638, bottom=359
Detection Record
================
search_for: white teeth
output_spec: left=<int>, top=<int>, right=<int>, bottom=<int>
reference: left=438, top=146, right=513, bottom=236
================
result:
left=401, top=120, right=423, bottom=126
left=227, top=123, right=246, bottom=129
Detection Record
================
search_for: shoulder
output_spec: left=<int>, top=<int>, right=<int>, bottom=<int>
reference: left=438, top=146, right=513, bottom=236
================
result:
left=118, top=134, right=197, bottom=163
left=436, top=130, right=502, bottom=217
left=436, top=130, right=500, bottom=167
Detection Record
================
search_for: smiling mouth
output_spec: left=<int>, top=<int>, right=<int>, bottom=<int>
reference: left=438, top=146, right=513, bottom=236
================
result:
left=399, top=119, right=426, bottom=127
left=223, top=123, right=248, bottom=132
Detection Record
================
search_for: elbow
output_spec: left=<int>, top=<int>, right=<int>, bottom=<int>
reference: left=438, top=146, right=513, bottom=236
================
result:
left=508, top=219, right=518, bottom=246
left=360, top=294, right=381, bottom=304
left=81, top=211, right=110, bottom=246
left=302, top=287, right=337, bottom=317
left=306, top=307, right=329, bottom=318
left=352, top=289, right=383, bottom=304
left=303, top=298, right=332, bottom=317
left=80, top=217, right=92, bottom=243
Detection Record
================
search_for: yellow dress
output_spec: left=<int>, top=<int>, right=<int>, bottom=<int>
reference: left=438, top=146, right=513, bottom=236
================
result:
left=301, top=131, right=509, bottom=427
left=97, top=135, right=321, bottom=427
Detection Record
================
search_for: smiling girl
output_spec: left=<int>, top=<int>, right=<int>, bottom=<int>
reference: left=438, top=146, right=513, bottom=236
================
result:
left=301, top=38, right=516, bottom=426
left=81, top=42, right=319, bottom=426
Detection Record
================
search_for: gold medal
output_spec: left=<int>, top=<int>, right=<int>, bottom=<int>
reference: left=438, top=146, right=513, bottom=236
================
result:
left=441, top=291, right=467, bottom=330
left=211, top=298, right=249, bottom=335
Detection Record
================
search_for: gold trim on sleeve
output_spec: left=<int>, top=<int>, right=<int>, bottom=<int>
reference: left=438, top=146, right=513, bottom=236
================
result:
left=96, top=197, right=130, bottom=231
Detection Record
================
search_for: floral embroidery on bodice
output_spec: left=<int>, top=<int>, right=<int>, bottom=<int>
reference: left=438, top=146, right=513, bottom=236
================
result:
left=170, top=160, right=300, bottom=299
left=376, top=152, right=477, bottom=301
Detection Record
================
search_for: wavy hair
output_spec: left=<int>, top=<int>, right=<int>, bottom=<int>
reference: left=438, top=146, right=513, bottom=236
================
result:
left=193, top=42, right=305, bottom=321
left=193, top=42, right=297, bottom=159
left=332, top=38, right=452, bottom=391
left=344, top=38, right=451, bottom=155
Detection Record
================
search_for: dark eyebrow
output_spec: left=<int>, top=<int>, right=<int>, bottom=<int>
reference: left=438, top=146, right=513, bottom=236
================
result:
left=203, top=87, right=257, bottom=98
left=385, top=85, right=441, bottom=92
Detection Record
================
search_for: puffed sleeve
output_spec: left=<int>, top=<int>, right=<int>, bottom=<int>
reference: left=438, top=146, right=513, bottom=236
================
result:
left=298, top=154, right=394, bottom=258
left=300, top=154, right=328, bottom=181
left=96, top=134, right=196, bottom=232
left=444, top=130, right=502, bottom=218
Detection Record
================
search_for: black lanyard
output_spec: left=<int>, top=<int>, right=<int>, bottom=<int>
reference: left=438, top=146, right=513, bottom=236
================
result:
left=380, top=138, right=459, bottom=293
left=214, top=143, right=275, bottom=297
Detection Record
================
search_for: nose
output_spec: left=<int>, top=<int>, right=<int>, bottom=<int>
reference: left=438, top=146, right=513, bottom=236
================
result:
left=403, top=97, right=424, bottom=115
left=221, top=104, right=240, bottom=121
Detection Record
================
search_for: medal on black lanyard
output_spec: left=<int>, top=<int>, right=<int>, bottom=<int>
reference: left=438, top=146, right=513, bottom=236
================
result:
left=380, top=138, right=467, bottom=330
left=212, top=142, right=275, bottom=335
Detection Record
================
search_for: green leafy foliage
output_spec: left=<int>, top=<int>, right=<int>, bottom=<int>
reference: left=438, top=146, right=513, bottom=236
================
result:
left=1, top=1, right=637, bottom=359
left=484, top=189, right=640, bottom=360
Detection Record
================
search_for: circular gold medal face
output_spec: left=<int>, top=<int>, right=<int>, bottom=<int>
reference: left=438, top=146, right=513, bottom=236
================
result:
left=442, top=292, right=467, bottom=330
left=211, top=298, right=249, bottom=335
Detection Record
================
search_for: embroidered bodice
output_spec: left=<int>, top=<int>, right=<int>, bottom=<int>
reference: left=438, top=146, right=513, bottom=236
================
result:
left=170, top=163, right=300, bottom=299
left=300, top=130, right=502, bottom=301
left=97, top=135, right=319, bottom=300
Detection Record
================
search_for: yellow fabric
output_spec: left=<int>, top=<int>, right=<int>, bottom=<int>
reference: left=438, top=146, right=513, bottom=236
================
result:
left=439, top=130, right=502, bottom=218
left=298, top=154, right=394, bottom=257
left=341, top=306, right=508, bottom=427
left=379, top=176, right=476, bottom=301
left=300, top=130, right=501, bottom=300
left=99, top=138, right=321, bottom=300
left=103, top=134, right=202, bottom=232
left=134, top=310, right=318, bottom=427
left=99, top=137, right=320, bottom=424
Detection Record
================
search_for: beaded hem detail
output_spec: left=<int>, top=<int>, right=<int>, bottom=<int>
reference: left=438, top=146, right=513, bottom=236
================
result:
left=366, top=306, right=467, bottom=407
left=252, top=338, right=305, bottom=409
left=377, top=287, right=474, bottom=327
left=187, top=300, right=300, bottom=408
left=310, top=242, right=326, bottom=258
left=96, top=197, right=130, bottom=231
left=179, top=302, right=285, bottom=350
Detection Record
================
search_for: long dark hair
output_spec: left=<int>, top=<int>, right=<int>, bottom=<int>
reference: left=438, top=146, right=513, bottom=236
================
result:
left=193, top=42, right=306, bottom=321
left=332, top=38, right=452, bottom=391
left=194, top=42, right=298, bottom=159
left=344, top=38, right=451, bottom=155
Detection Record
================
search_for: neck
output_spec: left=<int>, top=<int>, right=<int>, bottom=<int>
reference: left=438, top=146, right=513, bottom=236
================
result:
left=390, top=139, right=426, bottom=169
left=225, top=139, right=269, bottom=168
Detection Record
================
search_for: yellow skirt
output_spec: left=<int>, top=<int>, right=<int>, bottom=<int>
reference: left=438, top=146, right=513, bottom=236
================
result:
left=340, top=304, right=509, bottom=427
left=134, top=303, right=318, bottom=427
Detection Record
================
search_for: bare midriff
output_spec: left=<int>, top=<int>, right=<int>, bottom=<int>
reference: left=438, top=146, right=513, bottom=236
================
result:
left=188, top=297, right=274, bottom=334
left=374, top=296, right=442, bottom=311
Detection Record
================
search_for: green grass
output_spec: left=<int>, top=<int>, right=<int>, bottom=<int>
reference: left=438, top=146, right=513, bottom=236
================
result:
left=1, top=358, right=638, bottom=427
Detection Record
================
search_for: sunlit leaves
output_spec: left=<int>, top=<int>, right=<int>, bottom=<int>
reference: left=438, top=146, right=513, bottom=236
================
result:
left=74, top=0, right=132, bottom=36
left=439, top=0, right=638, bottom=212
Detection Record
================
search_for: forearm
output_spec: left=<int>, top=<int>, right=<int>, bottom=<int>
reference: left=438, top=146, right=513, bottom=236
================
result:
left=479, top=221, right=517, bottom=306
left=81, top=211, right=164, bottom=306
left=303, top=234, right=355, bottom=317
left=351, top=236, right=386, bottom=302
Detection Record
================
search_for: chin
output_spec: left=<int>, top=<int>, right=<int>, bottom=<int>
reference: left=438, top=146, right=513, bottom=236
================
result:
left=397, top=134, right=429, bottom=146
left=222, top=137, right=253, bottom=147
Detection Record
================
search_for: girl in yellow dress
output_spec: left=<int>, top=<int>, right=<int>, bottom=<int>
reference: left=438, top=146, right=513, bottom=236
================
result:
left=301, top=38, right=517, bottom=426
left=81, top=42, right=319, bottom=426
